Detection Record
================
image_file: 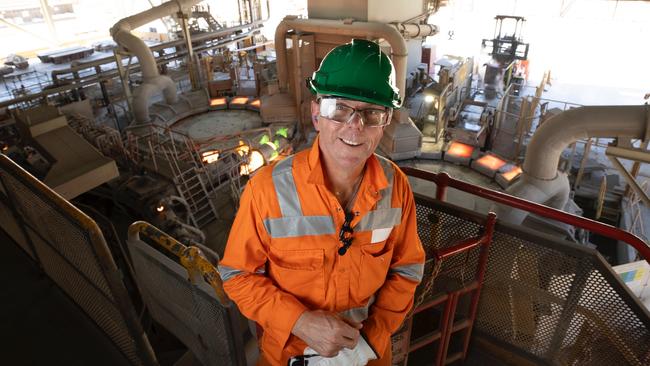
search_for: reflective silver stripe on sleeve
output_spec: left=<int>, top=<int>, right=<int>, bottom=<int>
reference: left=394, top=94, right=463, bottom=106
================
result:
left=390, top=263, right=424, bottom=282
left=218, top=265, right=265, bottom=282
left=263, top=216, right=335, bottom=238
left=218, top=265, right=244, bottom=282
left=272, top=156, right=302, bottom=217
left=339, top=295, right=375, bottom=323
left=375, top=156, right=394, bottom=210
left=355, top=207, right=402, bottom=232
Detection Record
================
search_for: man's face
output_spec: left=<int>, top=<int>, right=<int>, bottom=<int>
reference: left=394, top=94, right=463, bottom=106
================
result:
left=311, top=98, right=390, bottom=172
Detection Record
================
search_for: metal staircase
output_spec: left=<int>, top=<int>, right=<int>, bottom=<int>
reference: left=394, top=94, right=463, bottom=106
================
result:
left=163, top=146, right=219, bottom=228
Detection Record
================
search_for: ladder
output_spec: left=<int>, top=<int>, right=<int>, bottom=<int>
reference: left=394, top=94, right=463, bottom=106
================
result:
left=163, top=145, right=219, bottom=228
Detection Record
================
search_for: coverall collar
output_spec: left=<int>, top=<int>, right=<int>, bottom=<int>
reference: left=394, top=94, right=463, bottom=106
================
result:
left=307, top=134, right=389, bottom=193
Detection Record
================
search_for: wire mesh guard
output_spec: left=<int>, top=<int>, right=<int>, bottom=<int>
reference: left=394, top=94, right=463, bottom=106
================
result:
left=414, top=200, right=484, bottom=306
left=0, top=155, right=154, bottom=366
left=412, top=196, right=650, bottom=366
left=127, top=229, right=245, bottom=366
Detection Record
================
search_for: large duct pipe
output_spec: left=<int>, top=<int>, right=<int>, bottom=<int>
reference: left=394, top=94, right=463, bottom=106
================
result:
left=524, top=105, right=648, bottom=180
left=111, top=0, right=202, bottom=123
left=497, top=172, right=571, bottom=224
left=274, top=17, right=438, bottom=107
left=132, top=76, right=178, bottom=122
left=499, top=105, right=648, bottom=224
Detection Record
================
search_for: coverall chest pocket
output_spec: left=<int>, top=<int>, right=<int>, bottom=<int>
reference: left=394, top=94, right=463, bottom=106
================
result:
left=268, top=247, right=324, bottom=303
left=358, top=242, right=393, bottom=300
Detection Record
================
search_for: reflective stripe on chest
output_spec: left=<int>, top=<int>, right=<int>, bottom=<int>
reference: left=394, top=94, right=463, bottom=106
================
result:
left=262, top=155, right=401, bottom=238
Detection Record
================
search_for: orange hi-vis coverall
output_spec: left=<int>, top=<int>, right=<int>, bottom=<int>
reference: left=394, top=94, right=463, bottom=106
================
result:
left=219, top=137, right=425, bottom=365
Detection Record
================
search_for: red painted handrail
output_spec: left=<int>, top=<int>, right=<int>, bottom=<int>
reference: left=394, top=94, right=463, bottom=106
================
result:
left=402, top=167, right=650, bottom=264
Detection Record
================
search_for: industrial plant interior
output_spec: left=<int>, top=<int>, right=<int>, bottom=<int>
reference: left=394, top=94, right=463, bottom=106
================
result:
left=1, top=0, right=649, bottom=365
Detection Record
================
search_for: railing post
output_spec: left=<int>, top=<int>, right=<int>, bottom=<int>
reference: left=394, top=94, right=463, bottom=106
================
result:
left=436, top=172, right=450, bottom=201
left=545, top=258, right=591, bottom=363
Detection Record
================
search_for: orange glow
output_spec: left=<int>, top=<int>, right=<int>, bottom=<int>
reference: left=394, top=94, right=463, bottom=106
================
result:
left=236, top=144, right=250, bottom=156
left=446, top=141, right=474, bottom=158
left=476, top=154, right=506, bottom=171
left=240, top=150, right=265, bottom=175
left=201, top=150, right=220, bottom=164
left=249, top=99, right=261, bottom=107
left=210, top=97, right=227, bottom=106
left=231, top=96, right=249, bottom=105
left=502, top=166, right=523, bottom=181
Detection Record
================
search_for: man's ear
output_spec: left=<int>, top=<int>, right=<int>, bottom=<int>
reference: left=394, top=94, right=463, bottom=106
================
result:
left=311, top=100, right=320, bottom=131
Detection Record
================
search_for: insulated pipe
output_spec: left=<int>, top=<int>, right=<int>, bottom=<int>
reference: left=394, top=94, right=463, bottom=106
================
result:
left=274, top=17, right=439, bottom=105
left=498, top=105, right=648, bottom=225
left=524, top=105, right=647, bottom=180
left=111, top=30, right=161, bottom=81
left=390, top=22, right=439, bottom=39
left=132, top=76, right=178, bottom=122
left=497, top=172, right=570, bottom=224
left=110, top=0, right=201, bottom=122
left=523, top=105, right=650, bottom=179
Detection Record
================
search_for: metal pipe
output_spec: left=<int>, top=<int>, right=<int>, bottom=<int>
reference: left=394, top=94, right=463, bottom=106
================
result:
left=110, top=0, right=202, bottom=123
left=435, top=236, right=485, bottom=260
left=608, top=156, right=650, bottom=207
left=606, top=145, right=650, bottom=164
left=524, top=105, right=648, bottom=180
left=499, top=172, right=571, bottom=224
left=51, top=21, right=265, bottom=78
left=274, top=17, right=438, bottom=107
left=493, top=105, right=650, bottom=223
left=390, top=22, right=438, bottom=39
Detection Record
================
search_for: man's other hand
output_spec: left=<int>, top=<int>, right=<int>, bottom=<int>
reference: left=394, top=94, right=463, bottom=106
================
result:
left=291, top=310, right=363, bottom=357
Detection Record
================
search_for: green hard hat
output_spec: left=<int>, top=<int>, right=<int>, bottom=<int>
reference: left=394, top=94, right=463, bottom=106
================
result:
left=307, top=39, right=401, bottom=109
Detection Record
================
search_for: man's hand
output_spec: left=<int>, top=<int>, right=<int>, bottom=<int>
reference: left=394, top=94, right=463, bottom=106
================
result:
left=291, top=310, right=363, bottom=357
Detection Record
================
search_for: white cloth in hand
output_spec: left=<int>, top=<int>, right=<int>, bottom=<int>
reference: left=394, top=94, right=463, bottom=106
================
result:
left=295, top=337, right=377, bottom=366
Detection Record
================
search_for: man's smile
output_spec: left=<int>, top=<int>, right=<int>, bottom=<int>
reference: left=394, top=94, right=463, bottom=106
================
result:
left=339, top=137, right=363, bottom=147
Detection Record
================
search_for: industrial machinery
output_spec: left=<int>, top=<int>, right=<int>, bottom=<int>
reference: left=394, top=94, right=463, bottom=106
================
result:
left=481, top=15, right=530, bottom=98
left=445, top=99, right=493, bottom=149
left=417, top=55, right=474, bottom=145
left=1, top=1, right=649, bottom=365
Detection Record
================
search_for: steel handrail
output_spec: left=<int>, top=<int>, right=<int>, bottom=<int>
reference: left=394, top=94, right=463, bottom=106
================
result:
left=128, top=221, right=228, bottom=303
left=402, top=168, right=650, bottom=264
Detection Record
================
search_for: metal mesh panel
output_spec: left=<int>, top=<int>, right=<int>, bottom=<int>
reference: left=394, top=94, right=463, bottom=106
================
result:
left=557, top=270, right=650, bottom=365
left=0, top=157, right=154, bottom=366
left=128, top=237, right=242, bottom=366
left=415, top=201, right=483, bottom=300
left=413, top=196, right=650, bottom=365
left=476, top=229, right=585, bottom=358
left=4, top=173, right=113, bottom=297
left=0, top=189, right=33, bottom=258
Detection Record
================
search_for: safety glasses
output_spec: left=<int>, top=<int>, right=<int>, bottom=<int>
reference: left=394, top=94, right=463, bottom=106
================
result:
left=319, top=98, right=391, bottom=127
left=338, top=211, right=355, bottom=255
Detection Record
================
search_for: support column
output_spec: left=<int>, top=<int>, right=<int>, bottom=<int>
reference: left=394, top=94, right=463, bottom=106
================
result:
left=39, top=0, right=58, bottom=43
left=179, top=11, right=200, bottom=90
left=113, top=50, right=135, bottom=123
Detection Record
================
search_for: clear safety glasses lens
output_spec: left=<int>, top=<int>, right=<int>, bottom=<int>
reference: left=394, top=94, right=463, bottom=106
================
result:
left=319, top=98, right=389, bottom=127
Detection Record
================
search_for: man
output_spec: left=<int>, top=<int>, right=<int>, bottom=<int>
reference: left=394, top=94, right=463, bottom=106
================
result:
left=219, top=39, right=425, bottom=365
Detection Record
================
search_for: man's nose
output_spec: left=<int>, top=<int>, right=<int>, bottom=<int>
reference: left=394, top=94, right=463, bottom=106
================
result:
left=347, top=112, right=365, bottom=130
